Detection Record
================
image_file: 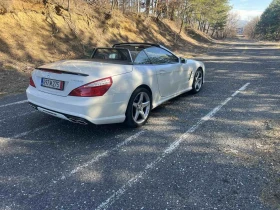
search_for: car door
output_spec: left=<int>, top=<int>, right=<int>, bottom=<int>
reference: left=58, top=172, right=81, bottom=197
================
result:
left=144, top=47, right=180, bottom=97
left=179, top=59, right=194, bottom=91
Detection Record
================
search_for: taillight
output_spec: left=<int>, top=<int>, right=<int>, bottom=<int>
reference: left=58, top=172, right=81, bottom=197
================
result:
left=29, top=77, right=36, bottom=88
left=69, top=77, right=113, bottom=97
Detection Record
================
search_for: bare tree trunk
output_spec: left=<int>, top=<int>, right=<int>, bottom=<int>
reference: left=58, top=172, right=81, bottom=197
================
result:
left=178, top=18, right=184, bottom=35
left=211, top=29, right=215, bottom=37
left=175, top=16, right=184, bottom=43
left=154, top=0, right=157, bottom=15
left=111, top=0, right=119, bottom=10
left=146, top=0, right=151, bottom=15
left=151, top=0, right=154, bottom=15
left=170, top=5, right=175, bottom=20
left=206, top=24, right=210, bottom=34
left=122, top=0, right=125, bottom=14
left=166, top=0, right=168, bottom=18
left=203, top=22, right=206, bottom=32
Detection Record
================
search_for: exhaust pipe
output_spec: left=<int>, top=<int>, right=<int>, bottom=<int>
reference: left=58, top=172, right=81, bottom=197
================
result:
left=68, top=117, right=88, bottom=125
left=28, top=103, right=88, bottom=125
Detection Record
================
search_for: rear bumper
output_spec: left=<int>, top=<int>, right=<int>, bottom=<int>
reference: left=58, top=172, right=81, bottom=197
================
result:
left=29, top=102, right=90, bottom=125
left=26, top=87, right=127, bottom=125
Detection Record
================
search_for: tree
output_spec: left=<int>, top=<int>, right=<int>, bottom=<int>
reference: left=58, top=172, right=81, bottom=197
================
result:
left=244, top=17, right=260, bottom=39
left=145, top=0, right=151, bottom=15
left=105, top=0, right=232, bottom=38
left=222, top=12, right=239, bottom=38
left=256, top=0, right=280, bottom=40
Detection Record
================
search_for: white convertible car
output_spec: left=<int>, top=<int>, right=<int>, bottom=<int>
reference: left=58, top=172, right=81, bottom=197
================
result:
left=26, top=43, right=205, bottom=127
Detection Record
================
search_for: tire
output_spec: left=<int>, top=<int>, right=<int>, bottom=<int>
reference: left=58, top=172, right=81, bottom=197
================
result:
left=191, top=68, right=203, bottom=94
left=125, top=88, right=152, bottom=128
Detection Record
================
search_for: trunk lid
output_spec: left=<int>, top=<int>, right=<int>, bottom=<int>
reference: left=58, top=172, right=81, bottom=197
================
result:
left=33, top=59, right=132, bottom=97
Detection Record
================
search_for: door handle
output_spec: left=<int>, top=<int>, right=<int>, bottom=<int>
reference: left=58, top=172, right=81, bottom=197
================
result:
left=159, top=70, right=166, bottom=74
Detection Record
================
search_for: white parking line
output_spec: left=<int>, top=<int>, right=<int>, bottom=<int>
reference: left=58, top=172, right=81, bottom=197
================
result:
left=96, top=83, right=250, bottom=210
left=25, top=130, right=146, bottom=199
left=0, top=110, right=37, bottom=123
left=6, top=121, right=61, bottom=140
left=231, top=83, right=250, bottom=97
left=59, top=130, right=145, bottom=180
left=0, top=100, right=28, bottom=108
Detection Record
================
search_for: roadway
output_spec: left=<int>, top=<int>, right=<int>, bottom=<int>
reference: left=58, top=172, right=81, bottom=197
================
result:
left=0, top=40, right=279, bottom=209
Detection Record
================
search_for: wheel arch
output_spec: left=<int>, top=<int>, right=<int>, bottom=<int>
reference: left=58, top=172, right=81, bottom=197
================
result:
left=134, top=84, right=153, bottom=104
left=125, top=84, right=153, bottom=113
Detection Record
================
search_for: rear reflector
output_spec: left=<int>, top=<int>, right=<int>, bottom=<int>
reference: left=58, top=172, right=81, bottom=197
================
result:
left=69, top=77, right=113, bottom=97
left=30, top=77, right=36, bottom=87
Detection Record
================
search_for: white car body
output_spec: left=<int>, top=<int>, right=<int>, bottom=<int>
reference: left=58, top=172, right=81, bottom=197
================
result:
left=26, top=43, right=205, bottom=125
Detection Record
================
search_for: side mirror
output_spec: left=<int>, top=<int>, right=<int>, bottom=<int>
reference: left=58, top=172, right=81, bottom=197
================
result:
left=180, top=57, right=186, bottom=63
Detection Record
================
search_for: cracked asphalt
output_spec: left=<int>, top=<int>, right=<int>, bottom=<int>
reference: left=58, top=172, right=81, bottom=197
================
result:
left=0, top=40, right=279, bottom=210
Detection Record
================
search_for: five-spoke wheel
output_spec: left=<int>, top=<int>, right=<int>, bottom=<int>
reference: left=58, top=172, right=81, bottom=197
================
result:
left=191, top=69, right=203, bottom=93
left=125, top=88, right=151, bottom=127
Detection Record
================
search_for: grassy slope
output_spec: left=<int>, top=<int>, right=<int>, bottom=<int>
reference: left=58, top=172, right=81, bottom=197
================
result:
left=0, top=0, right=212, bottom=97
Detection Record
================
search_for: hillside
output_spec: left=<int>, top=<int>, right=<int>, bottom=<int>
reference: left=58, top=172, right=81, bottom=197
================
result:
left=0, top=0, right=212, bottom=97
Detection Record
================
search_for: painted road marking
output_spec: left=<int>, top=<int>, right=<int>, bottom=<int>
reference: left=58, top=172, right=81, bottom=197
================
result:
left=231, top=83, right=250, bottom=97
left=0, top=110, right=37, bottom=123
left=3, top=121, right=61, bottom=140
left=0, top=100, right=28, bottom=108
left=96, top=83, right=251, bottom=210
left=59, top=130, right=145, bottom=180
left=26, top=130, right=146, bottom=199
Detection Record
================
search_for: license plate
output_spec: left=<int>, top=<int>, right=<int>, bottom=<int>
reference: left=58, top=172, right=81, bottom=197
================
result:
left=41, top=78, right=64, bottom=90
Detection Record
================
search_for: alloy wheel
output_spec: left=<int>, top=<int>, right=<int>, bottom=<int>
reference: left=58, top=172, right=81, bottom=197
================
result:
left=194, top=70, right=203, bottom=91
left=132, top=92, right=151, bottom=124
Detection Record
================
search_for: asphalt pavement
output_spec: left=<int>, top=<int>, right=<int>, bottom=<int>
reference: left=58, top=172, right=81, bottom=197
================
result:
left=0, top=40, right=279, bottom=210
